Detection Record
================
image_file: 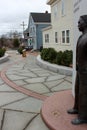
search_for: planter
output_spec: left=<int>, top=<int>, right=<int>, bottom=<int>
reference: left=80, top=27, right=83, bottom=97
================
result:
left=0, top=53, right=9, bottom=63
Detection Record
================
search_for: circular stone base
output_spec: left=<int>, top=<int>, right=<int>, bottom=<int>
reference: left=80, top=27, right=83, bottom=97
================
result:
left=41, top=90, right=87, bottom=130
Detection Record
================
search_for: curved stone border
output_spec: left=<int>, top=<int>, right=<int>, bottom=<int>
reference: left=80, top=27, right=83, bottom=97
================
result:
left=36, top=55, right=72, bottom=76
left=0, top=53, right=9, bottom=63
left=41, top=90, right=87, bottom=130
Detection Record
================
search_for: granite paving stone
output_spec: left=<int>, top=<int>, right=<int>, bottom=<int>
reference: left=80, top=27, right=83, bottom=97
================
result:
left=2, top=110, right=37, bottom=130
left=6, top=67, right=23, bottom=71
left=2, top=97, right=43, bottom=113
left=25, top=77, right=46, bottom=83
left=22, top=83, right=50, bottom=94
left=43, top=92, right=56, bottom=96
left=25, top=114, right=50, bottom=130
left=44, top=79, right=64, bottom=89
left=0, top=84, right=16, bottom=91
left=64, top=76, right=72, bottom=83
left=0, top=51, right=73, bottom=130
left=6, top=74, right=28, bottom=80
left=51, top=81, right=72, bottom=91
left=0, top=93, right=27, bottom=107
left=0, top=109, right=4, bottom=128
left=34, top=71, right=51, bottom=77
left=6, top=69, right=30, bottom=75
left=15, top=72, right=37, bottom=78
left=13, top=80, right=28, bottom=86
left=46, top=75, right=66, bottom=81
left=0, top=78, right=4, bottom=84
left=28, top=68, right=44, bottom=71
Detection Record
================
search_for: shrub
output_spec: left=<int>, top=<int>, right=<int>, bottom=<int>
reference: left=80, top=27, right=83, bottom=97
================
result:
left=41, top=48, right=73, bottom=67
left=41, top=48, right=48, bottom=60
left=18, top=47, right=24, bottom=54
left=13, top=38, right=20, bottom=48
left=55, top=51, right=63, bottom=65
left=41, top=48, right=57, bottom=63
left=62, top=50, right=73, bottom=66
left=0, top=48, right=6, bottom=57
left=40, top=46, right=43, bottom=52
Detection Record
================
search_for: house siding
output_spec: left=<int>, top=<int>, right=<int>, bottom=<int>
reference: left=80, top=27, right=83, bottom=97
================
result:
left=36, top=24, right=50, bottom=49
left=43, top=0, right=73, bottom=52
left=28, top=13, right=51, bottom=50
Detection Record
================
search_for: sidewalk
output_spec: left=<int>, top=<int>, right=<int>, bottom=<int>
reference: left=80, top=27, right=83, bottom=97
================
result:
left=0, top=50, right=76, bottom=130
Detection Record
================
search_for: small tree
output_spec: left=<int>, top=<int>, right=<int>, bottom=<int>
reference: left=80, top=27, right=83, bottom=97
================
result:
left=13, top=38, right=20, bottom=48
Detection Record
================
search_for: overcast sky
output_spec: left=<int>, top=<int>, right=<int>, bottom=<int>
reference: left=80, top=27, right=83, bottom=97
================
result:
left=0, top=0, right=50, bottom=36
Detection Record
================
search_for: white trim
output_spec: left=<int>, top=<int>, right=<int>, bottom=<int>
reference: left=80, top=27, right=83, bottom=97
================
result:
left=47, top=0, right=57, bottom=5
left=61, top=30, right=70, bottom=45
left=35, top=22, right=51, bottom=25
left=42, top=25, right=52, bottom=31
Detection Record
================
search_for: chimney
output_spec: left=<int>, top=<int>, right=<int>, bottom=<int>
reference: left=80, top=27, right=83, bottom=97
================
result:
left=45, top=11, right=48, bottom=13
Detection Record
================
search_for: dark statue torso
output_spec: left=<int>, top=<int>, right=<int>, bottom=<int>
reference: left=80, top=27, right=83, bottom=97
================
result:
left=75, top=32, right=87, bottom=119
left=76, top=32, right=87, bottom=71
left=68, top=16, right=87, bottom=124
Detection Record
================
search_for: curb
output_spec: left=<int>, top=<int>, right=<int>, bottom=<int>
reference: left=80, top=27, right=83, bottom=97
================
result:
left=0, top=53, right=9, bottom=63
left=36, top=55, right=72, bottom=76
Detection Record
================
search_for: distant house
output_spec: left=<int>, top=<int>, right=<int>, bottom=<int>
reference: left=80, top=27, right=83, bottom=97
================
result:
left=24, top=28, right=29, bottom=45
left=27, top=12, right=51, bottom=50
left=42, top=0, right=73, bottom=51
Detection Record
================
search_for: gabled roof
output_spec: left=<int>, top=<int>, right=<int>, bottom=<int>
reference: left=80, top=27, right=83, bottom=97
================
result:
left=30, top=12, right=51, bottom=23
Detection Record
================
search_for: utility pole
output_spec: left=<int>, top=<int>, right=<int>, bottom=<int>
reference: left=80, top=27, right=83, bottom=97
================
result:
left=20, top=21, right=26, bottom=38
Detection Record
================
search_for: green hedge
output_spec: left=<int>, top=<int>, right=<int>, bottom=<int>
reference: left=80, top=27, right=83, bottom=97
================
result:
left=41, top=48, right=57, bottom=63
left=41, top=48, right=73, bottom=67
left=13, top=38, right=20, bottom=48
left=0, top=48, right=6, bottom=57
left=18, top=47, right=24, bottom=54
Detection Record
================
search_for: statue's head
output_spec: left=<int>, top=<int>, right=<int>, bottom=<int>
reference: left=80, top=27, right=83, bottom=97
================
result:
left=78, top=15, right=87, bottom=32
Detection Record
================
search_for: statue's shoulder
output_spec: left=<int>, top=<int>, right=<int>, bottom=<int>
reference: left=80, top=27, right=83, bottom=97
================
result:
left=83, top=33, right=87, bottom=38
left=81, top=33, right=87, bottom=38
left=82, top=33, right=87, bottom=44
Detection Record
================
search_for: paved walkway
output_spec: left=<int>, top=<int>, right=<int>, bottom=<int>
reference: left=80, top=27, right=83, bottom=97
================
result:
left=0, top=50, right=72, bottom=130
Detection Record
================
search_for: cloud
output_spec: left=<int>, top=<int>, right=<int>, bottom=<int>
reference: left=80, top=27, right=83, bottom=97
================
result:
left=0, top=0, right=50, bottom=35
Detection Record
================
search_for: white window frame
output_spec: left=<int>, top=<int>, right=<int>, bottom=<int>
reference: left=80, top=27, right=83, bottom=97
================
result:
left=61, top=30, right=70, bottom=44
left=62, top=31, right=65, bottom=43
left=66, top=30, right=70, bottom=43
left=55, top=32, right=58, bottom=43
left=45, top=34, right=49, bottom=43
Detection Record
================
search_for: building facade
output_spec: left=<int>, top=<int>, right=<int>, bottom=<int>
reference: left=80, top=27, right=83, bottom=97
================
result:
left=43, top=0, right=73, bottom=51
left=28, top=12, right=51, bottom=50
left=24, top=28, right=29, bottom=46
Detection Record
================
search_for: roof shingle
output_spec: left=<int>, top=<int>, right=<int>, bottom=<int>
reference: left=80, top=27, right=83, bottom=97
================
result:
left=31, top=12, right=51, bottom=23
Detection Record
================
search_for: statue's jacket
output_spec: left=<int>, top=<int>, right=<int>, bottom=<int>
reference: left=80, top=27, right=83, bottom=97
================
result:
left=76, top=32, right=87, bottom=72
left=76, top=32, right=87, bottom=119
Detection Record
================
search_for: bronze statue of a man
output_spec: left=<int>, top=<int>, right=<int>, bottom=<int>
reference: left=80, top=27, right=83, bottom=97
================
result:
left=67, top=15, right=87, bottom=125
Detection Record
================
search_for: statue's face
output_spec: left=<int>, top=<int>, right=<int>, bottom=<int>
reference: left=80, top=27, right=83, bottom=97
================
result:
left=78, top=17, right=86, bottom=32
